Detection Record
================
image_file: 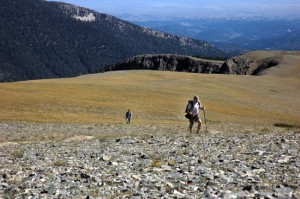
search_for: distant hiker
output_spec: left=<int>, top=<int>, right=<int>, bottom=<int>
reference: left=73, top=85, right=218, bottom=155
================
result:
left=125, top=109, right=132, bottom=124
left=185, top=96, right=205, bottom=133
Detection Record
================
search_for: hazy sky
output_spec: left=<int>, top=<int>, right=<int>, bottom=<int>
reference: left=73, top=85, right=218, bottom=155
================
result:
left=49, top=0, right=300, bottom=20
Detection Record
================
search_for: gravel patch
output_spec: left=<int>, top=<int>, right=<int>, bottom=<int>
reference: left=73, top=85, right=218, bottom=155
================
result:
left=0, top=123, right=299, bottom=198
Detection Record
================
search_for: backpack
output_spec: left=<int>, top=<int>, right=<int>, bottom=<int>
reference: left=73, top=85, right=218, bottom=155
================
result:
left=185, top=100, right=200, bottom=113
left=126, top=111, right=131, bottom=118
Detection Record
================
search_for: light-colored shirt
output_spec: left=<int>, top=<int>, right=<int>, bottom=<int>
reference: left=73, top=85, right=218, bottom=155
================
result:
left=188, top=101, right=201, bottom=116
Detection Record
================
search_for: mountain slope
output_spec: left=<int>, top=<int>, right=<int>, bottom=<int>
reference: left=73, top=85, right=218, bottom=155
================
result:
left=0, top=0, right=227, bottom=82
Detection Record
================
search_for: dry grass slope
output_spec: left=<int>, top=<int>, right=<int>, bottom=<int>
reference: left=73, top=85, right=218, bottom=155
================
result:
left=0, top=51, right=299, bottom=144
left=0, top=51, right=299, bottom=131
left=235, top=50, right=300, bottom=78
left=260, top=51, right=300, bottom=79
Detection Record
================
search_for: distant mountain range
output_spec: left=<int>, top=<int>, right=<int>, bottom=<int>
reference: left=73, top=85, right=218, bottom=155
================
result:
left=0, top=0, right=227, bottom=82
left=133, top=18, right=300, bottom=55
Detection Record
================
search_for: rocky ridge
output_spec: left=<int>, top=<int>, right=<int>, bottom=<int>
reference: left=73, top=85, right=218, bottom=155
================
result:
left=105, top=51, right=286, bottom=75
left=105, top=54, right=226, bottom=74
left=0, top=123, right=299, bottom=198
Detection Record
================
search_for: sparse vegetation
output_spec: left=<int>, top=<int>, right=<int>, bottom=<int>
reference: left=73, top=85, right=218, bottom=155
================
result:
left=10, top=150, right=24, bottom=159
left=53, top=160, right=67, bottom=167
left=273, top=123, right=299, bottom=129
left=151, top=160, right=163, bottom=168
left=167, top=160, right=177, bottom=166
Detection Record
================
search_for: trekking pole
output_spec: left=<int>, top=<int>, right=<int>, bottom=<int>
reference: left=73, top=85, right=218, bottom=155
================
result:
left=203, top=109, right=207, bottom=130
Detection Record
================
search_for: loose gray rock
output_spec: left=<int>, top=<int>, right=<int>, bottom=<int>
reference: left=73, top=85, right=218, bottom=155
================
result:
left=0, top=123, right=299, bottom=198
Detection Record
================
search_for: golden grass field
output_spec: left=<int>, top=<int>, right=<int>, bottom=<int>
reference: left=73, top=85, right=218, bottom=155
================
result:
left=0, top=51, right=299, bottom=131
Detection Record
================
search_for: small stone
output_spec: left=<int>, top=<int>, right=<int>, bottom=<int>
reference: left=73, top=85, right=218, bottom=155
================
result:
left=294, top=189, right=300, bottom=199
left=140, top=154, right=148, bottom=159
left=255, top=192, right=275, bottom=199
left=2, top=173, right=10, bottom=179
left=101, top=154, right=111, bottom=162
left=166, top=182, right=174, bottom=189
left=204, top=173, right=214, bottom=180
left=275, top=186, right=293, bottom=198
left=80, top=173, right=90, bottom=179
left=174, top=190, right=185, bottom=198
left=278, top=156, right=291, bottom=164
left=132, top=175, right=141, bottom=180
left=253, top=150, right=265, bottom=156
left=281, top=138, right=288, bottom=143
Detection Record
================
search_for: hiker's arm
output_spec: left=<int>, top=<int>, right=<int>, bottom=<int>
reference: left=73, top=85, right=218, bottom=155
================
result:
left=187, top=103, right=193, bottom=115
left=197, top=101, right=204, bottom=111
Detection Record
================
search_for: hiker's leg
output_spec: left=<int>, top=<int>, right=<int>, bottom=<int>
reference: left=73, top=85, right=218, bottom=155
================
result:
left=196, top=118, right=202, bottom=133
left=189, top=123, right=193, bottom=133
left=189, top=119, right=194, bottom=133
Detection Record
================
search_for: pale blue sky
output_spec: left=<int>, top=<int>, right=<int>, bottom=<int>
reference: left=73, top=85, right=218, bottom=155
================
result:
left=49, top=0, right=300, bottom=19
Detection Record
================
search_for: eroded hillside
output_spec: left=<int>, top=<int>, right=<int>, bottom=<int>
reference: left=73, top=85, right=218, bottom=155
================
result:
left=223, top=51, right=300, bottom=77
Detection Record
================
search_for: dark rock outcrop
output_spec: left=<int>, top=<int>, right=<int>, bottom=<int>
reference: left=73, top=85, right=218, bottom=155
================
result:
left=105, top=54, right=226, bottom=74
left=105, top=51, right=285, bottom=76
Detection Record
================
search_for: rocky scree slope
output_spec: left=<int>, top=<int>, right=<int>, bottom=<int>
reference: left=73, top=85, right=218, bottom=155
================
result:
left=0, top=123, right=299, bottom=198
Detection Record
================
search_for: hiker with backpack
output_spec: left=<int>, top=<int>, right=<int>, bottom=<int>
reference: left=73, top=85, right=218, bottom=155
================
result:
left=125, top=109, right=132, bottom=124
left=185, top=96, right=205, bottom=133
